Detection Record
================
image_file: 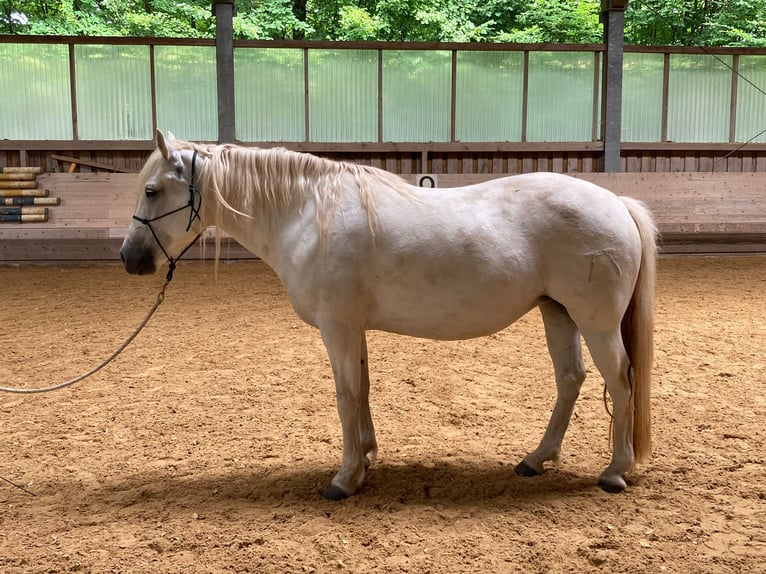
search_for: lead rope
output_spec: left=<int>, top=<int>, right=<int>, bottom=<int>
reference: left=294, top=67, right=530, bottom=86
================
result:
left=0, top=151, right=204, bottom=395
left=0, top=276, right=171, bottom=497
left=1, top=152, right=201, bottom=496
left=0, top=278, right=171, bottom=395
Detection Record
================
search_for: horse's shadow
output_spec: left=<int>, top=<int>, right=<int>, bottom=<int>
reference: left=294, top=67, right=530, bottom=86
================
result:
left=72, top=460, right=611, bottom=514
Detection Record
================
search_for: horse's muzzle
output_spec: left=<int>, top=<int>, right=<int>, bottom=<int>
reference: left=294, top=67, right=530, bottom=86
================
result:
left=120, top=248, right=157, bottom=275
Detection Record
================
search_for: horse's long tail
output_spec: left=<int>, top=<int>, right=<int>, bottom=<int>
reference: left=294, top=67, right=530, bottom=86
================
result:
left=620, top=197, right=657, bottom=464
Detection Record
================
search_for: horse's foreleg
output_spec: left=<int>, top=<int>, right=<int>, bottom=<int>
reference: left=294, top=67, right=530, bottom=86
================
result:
left=320, top=323, right=367, bottom=500
left=516, top=299, right=586, bottom=477
left=582, top=328, right=634, bottom=493
left=360, top=332, right=378, bottom=467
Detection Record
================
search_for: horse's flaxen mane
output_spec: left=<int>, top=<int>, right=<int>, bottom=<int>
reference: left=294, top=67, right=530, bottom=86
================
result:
left=174, top=141, right=413, bottom=239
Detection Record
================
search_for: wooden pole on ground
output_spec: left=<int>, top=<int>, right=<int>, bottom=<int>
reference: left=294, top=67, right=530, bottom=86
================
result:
left=0, top=181, right=39, bottom=190
left=0, top=213, right=47, bottom=223
left=0, top=207, right=48, bottom=216
left=0, top=197, right=60, bottom=206
left=0, top=173, right=37, bottom=181
left=2, top=167, right=43, bottom=174
left=0, top=188, right=47, bottom=198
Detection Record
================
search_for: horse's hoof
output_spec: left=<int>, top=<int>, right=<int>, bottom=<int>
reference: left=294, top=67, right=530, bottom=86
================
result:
left=597, top=476, right=627, bottom=494
left=514, top=460, right=541, bottom=477
left=322, top=485, right=350, bottom=500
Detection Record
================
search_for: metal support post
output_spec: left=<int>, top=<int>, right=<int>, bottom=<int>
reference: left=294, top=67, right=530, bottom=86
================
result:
left=600, top=0, right=628, bottom=172
left=213, top=0, right=236, bottom=143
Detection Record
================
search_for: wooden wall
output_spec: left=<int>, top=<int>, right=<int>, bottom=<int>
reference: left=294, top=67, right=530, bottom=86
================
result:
left=0, top=173, right=253, bottom=261
left=400, top=172, right=766, bottom=252
left=5, top=144, right=766, bottom=176
left=1, top=171, right=765, bottom=261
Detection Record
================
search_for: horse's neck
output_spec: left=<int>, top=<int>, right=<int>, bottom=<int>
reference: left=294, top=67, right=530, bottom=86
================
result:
left=206, top=183, right=319, bottom=268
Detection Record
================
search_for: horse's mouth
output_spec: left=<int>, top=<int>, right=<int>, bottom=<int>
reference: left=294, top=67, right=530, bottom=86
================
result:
left=121, top=251, right=157, bottom=275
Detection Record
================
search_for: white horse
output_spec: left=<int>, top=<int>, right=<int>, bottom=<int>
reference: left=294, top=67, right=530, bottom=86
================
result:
left=121, top=131, right=657, bottom=499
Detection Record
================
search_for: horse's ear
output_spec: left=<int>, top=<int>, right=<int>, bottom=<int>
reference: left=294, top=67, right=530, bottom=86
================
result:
left=155, top=129, right=181, bottom=167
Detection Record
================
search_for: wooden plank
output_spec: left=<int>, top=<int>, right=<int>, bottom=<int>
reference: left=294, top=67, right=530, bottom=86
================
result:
left=0, top=228, right=110, bottom=240
left=447, top=155, right=459, bottom=174
left=581, top=155, right=597, bottom=173
left=698, top=154, right=715, bottom=172
left=625, top=155, right=641, bottom=172
left=655, top=155, right=670, bottom=172
left=49, top=154, right=135, bottom=173
left=491, top=154, right=503, bottom=174
left=640, top=152, right=655, bottom=172
left=0, top=238, right=122, bottom=261
left=522, top=156, right=534, bottom=173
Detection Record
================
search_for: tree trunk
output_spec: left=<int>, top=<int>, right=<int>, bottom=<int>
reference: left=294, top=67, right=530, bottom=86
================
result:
left=292, top=0, right=307, bottom=39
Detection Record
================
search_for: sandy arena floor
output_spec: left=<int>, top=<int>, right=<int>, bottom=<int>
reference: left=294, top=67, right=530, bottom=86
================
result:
left=0, top=255, right=764, bottom=573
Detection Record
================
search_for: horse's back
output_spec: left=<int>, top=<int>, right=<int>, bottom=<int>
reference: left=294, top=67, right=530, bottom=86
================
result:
left=378, top=171, right=642, bottom=270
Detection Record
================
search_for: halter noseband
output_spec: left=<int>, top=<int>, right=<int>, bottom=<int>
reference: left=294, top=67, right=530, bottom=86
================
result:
left=132, top=149, right=203, bottom=282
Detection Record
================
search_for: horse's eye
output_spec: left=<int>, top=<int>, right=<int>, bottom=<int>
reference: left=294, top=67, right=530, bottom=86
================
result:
left=145, top=188, right=158, bottom=198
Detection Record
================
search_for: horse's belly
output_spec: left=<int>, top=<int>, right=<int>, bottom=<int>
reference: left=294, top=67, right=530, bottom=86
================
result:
left=367, top=278, right=539, bottom=340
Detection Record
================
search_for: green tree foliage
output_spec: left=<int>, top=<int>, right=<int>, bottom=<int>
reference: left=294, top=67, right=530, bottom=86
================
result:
left=625, top=0, right=766, bottom=46
left=2, top=0, right=766, bottom=46
left=1, top=1, right=217, bottom=36
left=234, top=0, right=309, bottom=39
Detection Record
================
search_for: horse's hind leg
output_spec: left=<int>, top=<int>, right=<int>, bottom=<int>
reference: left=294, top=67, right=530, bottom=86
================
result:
left=516, top=298, right=586, bottom=477
left=581, top=328, right=634, bottom=493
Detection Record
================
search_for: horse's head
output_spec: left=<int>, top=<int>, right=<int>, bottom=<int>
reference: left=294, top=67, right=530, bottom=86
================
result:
left=120, top=130, right=205, bottom=276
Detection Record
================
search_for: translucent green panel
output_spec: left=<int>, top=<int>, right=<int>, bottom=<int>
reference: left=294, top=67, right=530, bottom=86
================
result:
left=155, top=46, right=217, bottom=141
left=75, top=45, right=152, bottom=140
left=235, top=48, right=304, bottom=141
left=382, top=51, right=451, bottom=142
left=309, top=50, right=377, bottom=142
left=668, top=54, right=731, bottom=143
left=455, top=51, right=523, bottom=142
left=0, top=44, right=72, bottom=139
left=622, top=53, right=664, bottom=142
left=736, top=56, right=766, bottom=143
left=527, top=52, right=595, bottom=142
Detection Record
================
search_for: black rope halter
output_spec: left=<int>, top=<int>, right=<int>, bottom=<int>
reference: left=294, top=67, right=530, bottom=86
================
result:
left=132, top=150, right=203, bottom=282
